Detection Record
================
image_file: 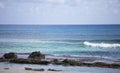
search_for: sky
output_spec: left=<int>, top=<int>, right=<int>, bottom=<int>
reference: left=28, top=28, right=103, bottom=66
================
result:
left=0, top=0, right=120, bottom=25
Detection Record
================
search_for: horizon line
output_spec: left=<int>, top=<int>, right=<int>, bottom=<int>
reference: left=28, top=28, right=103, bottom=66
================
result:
left=0, top=24, right=120, bottom=26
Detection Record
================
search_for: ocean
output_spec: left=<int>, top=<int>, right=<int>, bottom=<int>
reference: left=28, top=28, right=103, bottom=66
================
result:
left=0, top=25, right=120, bottom=60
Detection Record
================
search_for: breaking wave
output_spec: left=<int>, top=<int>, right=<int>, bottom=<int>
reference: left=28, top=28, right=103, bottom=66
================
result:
left=83, top=41, right=120, bottom=48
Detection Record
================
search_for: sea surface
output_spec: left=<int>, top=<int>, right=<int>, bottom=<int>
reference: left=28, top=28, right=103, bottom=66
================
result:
left=0, top=25, right=120, bottom=73
left=0, top=25, right=120, bottom=61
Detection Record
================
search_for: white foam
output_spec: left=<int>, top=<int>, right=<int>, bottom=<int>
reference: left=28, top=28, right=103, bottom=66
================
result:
left=83, top=41, right=120, bottom=48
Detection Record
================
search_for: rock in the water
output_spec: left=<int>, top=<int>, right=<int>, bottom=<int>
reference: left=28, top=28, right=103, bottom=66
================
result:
left=4, top=68, right=9, bottom=70
left=3, top=52, right=17, bottom=59
left=0, top=57, right=6, bottom=62
left=62, top=59, right=81, bottom=66
left=48, top=69, right=62, bottom=71
left=62, top=59, right=69, bottom=63
left=10, top=58, right=50, bottom=65
left=53, top=59, right=58, bottom=62
left=32, top=68, right=44, bottom=71
left=28, top=51, right=45, bottom=60
left=25, top=67, right=32, bottom=70
left=25, top=67, right=44, bottom=71
left=10, top=58, right=29, bottom=64
left=93, top=62, right=120, bottom=68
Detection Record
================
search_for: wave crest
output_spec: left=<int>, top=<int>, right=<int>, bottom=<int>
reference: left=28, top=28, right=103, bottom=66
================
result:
left=83, top=41, right=120, bottom=48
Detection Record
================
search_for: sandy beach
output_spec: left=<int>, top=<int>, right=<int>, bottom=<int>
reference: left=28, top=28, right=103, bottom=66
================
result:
left=0, top=68, right=74, bottom=73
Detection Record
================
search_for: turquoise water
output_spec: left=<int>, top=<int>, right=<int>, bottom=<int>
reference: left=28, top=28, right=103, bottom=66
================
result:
left=0, top=25, right=120, bottom=59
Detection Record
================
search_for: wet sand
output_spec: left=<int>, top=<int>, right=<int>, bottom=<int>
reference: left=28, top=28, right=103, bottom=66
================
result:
left=0, top=68, right=74, bottom=73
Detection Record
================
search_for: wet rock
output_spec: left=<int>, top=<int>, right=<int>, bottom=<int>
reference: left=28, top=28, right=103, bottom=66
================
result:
left=3, top=52, right=17, bottom=60
left=32, top=68, right=44, bottom=71
left=62, top=59, right=69, bottom=63
left=53, top=61, right=63, bottom=65
left=93, top=62, right=120, bottom=68
left=0, top=57, right=6, bottom=62
left=30, top=60, right=50, bottom=65
left=62, top=59, right=82, bottom=66
left=25, top=67, right=44, bottom=71
left=10, top=58, right=50, bottom=65
left=94, top=62, right=109, bottom=67
left=25, top=67, right=32, bottom=70
left=28, top=51, right=45, bottom=60
left=10, top=58, right=29, bottom=64
left=53, top=59, right=58, bottom=62
left=48, top=69, right=62, bottom=71
left=52, top=59, right=63, bottom=65
left=4, top=68, right=9, bottom=70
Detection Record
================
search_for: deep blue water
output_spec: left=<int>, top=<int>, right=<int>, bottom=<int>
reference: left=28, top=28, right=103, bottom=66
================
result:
left=0, top=25, right=120, bottom=40
left=0, top=25, right=120, bottom=60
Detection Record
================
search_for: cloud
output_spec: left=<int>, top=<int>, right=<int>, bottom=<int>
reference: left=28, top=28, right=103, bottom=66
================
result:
left=48, top=0, right=66, bottom=4
left=0, top=1, right=4, bottom=9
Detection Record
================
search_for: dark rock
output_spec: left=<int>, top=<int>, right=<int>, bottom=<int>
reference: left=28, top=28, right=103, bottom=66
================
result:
left=4, top=68, right=9, bottom=70
left=28, top=51, right=45, bottom=60
left=25, top=67, right=32, bottom=70
left=38, top=60, right=50, bottom=65
left=94, top=62, right=109, bottom=67
left=10, top=58, right=29, bottom=64
left=32, top=68, right=44, bottom=71
left=62, top=59, right=69, bottom=63
left=48, top=69, right=62, bottom=71
left=93, top=62, right=120, bottom=68
left=53, top=59, right=58, bottom=62
left=52, top=59, right=63, bottom=65
left=30, top=60, right=50, bottom=65
left=82, top=63, right=93, bottom=67
left=0, top=57, right=6, bottom=62
left=62, top=59, right=82, bottom=66
left=25, top=67, right=44, bottom=71
left=3, top=52, right=17, bottom=60
left=10, top=58, right=50, bottom=65
left=53, top=62, right=63, bottom=65
left=110, top=63, right=120, bottom=68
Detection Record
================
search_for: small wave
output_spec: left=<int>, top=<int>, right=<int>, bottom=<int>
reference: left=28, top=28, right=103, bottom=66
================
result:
left=0, top=39, right=80, bottom=44
left=83, top=41, right=120, bottom=48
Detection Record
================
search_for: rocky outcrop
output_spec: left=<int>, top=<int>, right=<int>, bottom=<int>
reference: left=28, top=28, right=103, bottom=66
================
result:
left=10, top=58, right=50, bottom=65
left=3, top=52, right=17, bottom=60
left=25, top=67, right=32, bottom=70
left=25, top=67, right=44, bottom=71
left=10, top=58, right=29, bottom=64
left=4, top=68, right=9, bottom=70
left=0, top=52, right=120, bottom=69
left=0, top=57, right=6, bottom=62
left=61, top=59, right=120, bottom=68
left=48, top=68, right=62, bottom=71
left=32, top=68, right=44, bottom=71
left=8, top=51, right=49, bottom=65
left=62, top=59, right=82, bottom=66
left=93, top=62, right=120, bottom=68
left=28, top=51, right=45, bottom=60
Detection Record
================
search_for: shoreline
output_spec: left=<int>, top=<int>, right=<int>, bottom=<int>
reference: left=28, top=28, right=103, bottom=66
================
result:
left=0, top=66, right=120, bottom=73
left=0, top=68, right=73, bottom=73
left=0, top=52, right=120, bottom=69
left=0, top=52, right=120, bottom=63
left=0, top=52, right=120, bottom=73
left=0, top=53, right=120, bottom=65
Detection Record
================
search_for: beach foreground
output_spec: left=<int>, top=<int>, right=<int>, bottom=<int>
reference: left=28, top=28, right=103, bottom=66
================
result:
left=0, top=52, right=120, bottom=73
left=0, top=68, right=73, bottom=73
